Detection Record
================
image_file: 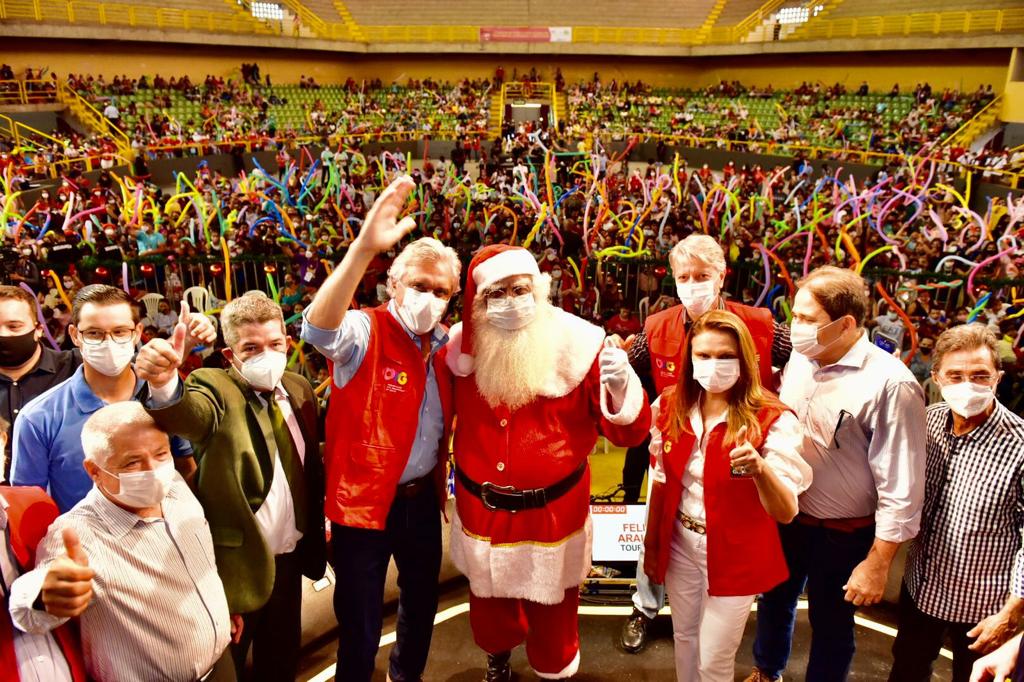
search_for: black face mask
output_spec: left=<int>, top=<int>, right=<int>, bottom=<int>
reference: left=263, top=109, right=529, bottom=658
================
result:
left=0, top=330, right=39, bottom=368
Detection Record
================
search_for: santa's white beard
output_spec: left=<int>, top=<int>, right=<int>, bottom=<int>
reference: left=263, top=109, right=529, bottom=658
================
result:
left=472, top=302, right=559, bottom=410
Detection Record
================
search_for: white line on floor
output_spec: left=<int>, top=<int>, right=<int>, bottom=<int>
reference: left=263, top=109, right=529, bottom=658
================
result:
left=306, top=598, right=950, bottom=681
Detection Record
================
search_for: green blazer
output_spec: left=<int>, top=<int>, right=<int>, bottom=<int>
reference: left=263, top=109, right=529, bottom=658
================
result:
left=145, top=367, right=327, bottom=614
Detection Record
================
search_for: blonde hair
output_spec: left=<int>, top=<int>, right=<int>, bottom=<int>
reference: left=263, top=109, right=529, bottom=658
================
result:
left=221, top=292, right=285, bottom=347
left=665, top=310, right=767, bottom=447
left=386, top=237, right=462, bottom=298
left=669, top=234, right=726, bottom=278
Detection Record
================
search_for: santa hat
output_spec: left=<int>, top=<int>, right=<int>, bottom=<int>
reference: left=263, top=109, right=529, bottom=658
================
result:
left=450, top=244, right=541, bottom=375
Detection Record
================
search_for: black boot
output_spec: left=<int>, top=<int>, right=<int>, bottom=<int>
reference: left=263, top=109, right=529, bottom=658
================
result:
left=484, top=651, right=512, bottom=682
left=620, top=608, right=653, bottom=653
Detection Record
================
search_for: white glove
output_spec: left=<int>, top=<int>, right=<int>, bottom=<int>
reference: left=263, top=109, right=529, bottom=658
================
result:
left=599, top=346, right=630, bottom=397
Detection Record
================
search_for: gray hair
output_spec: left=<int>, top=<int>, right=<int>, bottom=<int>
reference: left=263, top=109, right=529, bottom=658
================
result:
left=669, top=234, right=726, bottom=278
left=81, top=401, right=160, bottom=465
left=221, top=292, right=285, bottom=347
left=386, top=237, right=462, bottom=298
left=933, top=323, right=1000, bottom=373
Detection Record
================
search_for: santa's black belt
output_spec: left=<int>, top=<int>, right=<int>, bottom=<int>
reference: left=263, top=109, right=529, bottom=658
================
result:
left=455, top=460, right=587, bottom=513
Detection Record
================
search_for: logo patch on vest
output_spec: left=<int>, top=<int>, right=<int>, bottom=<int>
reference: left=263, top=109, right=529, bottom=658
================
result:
left=382, top=366, right=409, bottom=393
left=653, top=355, right=678, bottom=381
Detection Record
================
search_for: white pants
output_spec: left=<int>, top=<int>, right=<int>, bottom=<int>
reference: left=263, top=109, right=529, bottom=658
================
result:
left=664, top=521, right=756, bottom=682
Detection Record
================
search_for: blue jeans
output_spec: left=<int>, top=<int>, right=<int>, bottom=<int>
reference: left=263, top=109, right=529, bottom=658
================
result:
left=631, top=542, right=665, bottom=619
left=331, top=485, right=442, bottom=682
left=752, top=520, right=875, bottom=681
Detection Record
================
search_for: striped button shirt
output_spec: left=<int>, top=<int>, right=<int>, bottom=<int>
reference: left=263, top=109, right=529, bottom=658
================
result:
left=906, top=401, right=1024, bottom=623
left=9, top=477, right=231, bottom=682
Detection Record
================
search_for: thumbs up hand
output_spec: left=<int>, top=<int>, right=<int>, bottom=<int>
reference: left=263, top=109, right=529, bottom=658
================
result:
left=135, top=310, right=188, bottom=389
left=728, top=425, right=764, bottom=478
left=180, top=301, right=217, bottom=348
left=41, top=528, right=95, bottom=618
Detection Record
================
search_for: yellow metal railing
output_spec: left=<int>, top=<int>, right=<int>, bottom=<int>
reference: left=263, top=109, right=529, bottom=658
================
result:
left=945, top=95, right=1003, bottom=148
left=274, top=0, right=332, bottom=39
left=55, top=81, right=133, bottom=159
left=0, top=79, right=59, bottom=106
left=359, top=24, right=479, bottom=42
left=0, top=0, right=276, bottom=34
left=794, top=9, right=1024, bottom=41
left=2, top=0, right=1019, bottom=45
left=0, top=112, right=66, bottom=149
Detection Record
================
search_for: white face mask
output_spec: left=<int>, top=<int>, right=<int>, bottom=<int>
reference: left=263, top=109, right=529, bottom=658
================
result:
left=398, top=288, right=448, bottom=335
left=941, top=381, right=996, bottom=418
left=676, top=280, right=718, bottom=318
left=790, top=319, right=843, bottom=359
left=692, top=358, right=741, bottom=393
left=99, top=460, right=175, bottom=508
left=237, top=350, right=287, bottom=391
left=486, top=294, right=537, bottom=330
left=81, top=339, right=136, bottom=377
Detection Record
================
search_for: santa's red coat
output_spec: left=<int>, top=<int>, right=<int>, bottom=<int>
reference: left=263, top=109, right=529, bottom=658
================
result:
left=443, top=310, right=651, bottom=604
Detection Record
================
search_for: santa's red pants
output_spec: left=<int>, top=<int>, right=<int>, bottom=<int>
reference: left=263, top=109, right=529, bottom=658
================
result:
left=469, top=587, right=581, bottom=679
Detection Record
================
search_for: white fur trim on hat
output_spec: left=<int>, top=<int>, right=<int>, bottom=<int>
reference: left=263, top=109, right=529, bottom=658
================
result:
left=473, top=248, right=540, bottom=292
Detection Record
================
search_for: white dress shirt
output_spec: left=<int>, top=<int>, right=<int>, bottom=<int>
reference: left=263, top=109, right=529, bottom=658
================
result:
left=9, top=478, right=231, bottom=682
left=649, top=397, right=812, bottom=521
left=150, top=376, right=305, bottom=556
left=252, top=386, right=305, bottom=556
left=779, top=332, right=926, bottom=542
left=0, top=497, right=73, bottom=682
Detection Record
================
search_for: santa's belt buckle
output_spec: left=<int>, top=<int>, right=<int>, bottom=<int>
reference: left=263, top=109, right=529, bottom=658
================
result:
left=480, top=482, right=519, bottom=512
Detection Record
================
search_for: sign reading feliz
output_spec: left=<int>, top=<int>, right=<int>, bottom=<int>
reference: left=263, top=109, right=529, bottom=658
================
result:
left=590, top=504, right=648, bottom=561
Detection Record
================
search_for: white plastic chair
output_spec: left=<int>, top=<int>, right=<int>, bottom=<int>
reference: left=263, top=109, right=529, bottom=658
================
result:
left=638, top=296, right=650, bottom=323
left=198, top=316, right=218, bottom=359
left=183, top=286, right=213, bottom=314
left=140, top=293, right=164, bottom=321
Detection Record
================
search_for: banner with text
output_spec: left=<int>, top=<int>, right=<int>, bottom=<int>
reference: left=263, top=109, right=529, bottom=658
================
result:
left=591, top=504, right=647, bottom=562
left=480, top=26, right=572, bottom=42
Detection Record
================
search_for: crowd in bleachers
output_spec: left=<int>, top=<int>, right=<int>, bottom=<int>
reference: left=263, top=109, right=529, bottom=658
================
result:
left=565, top=76, right=997, bottom=156
left=1, top=65, right=1016, bottom=186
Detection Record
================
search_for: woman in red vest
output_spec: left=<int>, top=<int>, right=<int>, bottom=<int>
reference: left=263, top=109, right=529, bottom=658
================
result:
left=644, top=310, right=812, bottom=682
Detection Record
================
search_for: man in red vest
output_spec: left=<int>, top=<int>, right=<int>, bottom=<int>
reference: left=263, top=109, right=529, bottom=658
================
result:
left=301, top=175, right=460, bottom=682
left=613, top=233, right=793, bottom=654
left=441, top=244, right=651, bottom=680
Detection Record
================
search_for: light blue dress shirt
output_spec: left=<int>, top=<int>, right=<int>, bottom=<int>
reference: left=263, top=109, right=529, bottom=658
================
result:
left=10, top=365, right=193, bottom=512
left=301, top=301, right=446, bottom=484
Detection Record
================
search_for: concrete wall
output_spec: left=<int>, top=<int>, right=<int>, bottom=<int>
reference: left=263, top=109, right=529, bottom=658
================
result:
left=7, top=110, right=60, bottom=133
left=1, top=38, right=1011, bottom=93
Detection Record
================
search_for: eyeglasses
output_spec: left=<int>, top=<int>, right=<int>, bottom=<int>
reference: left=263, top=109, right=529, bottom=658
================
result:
left=938, top=372, right=996, bottom=384
left=78, top=328, right=136, bottom=345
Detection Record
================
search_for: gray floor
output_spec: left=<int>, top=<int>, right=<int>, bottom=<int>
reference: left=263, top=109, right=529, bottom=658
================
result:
left=296, top=582, right=954, bottom=681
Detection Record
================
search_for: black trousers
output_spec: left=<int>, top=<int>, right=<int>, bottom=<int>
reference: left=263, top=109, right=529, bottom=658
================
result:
left=889, top=582, right=979, bottom=682
left=232, top=551, right=303, bottom=682
left=621, top=435, right=651, bottom=504
left=332, top=484, right=442, bottom=682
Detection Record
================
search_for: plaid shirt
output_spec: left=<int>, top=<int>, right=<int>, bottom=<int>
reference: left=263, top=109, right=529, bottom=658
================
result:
left=906, top=401, right=1024, bottom=623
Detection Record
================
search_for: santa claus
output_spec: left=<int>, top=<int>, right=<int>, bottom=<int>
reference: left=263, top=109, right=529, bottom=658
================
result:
left=443, top=244, right=651, bottom=680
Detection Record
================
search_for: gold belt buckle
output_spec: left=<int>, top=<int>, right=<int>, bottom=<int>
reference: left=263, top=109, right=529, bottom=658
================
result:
left=678, top=512, right=707, bottom=535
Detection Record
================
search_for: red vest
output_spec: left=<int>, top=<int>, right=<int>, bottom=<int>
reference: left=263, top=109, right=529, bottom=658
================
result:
left=323, top=306, right=453, bottom=530
left=0, top=487, right=87, bottom=682
left=644, top=302, right=776, bottom=395
left=643, top=388, right=790, bottom=597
